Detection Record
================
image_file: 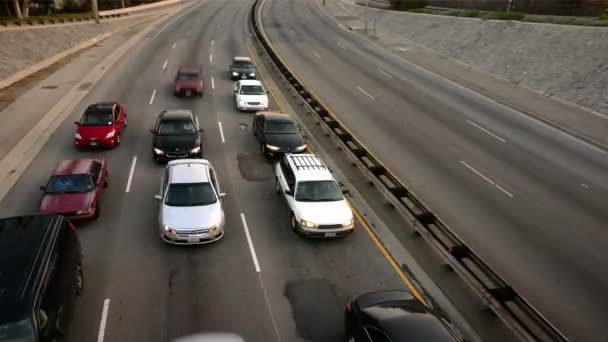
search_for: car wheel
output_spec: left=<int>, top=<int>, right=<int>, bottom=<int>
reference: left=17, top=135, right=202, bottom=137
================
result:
left=275, top=178, right=281, bottom=194
left=290, top=213, right=299, bottom=234
left=103, top=176, right=108, bottom=188
left=75, top=264, right=84, bottom=296
left=123, top=118, right=127, bottom=127
left=115, top=134, right=121, bottom=147
left=261, top=144, right=266, bottom=155
left=94, top=203, right=100, bottom=219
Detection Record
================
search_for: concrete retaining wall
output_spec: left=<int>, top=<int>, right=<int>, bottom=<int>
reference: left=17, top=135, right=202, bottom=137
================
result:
left=340, top=0, right=608, bottom=114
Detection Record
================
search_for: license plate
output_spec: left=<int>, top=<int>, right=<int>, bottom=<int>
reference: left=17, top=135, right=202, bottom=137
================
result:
left=186, top=90, right=191, bottom=96
left=241, top=75, right=246, bottom=79
left=89, top=142, right=98, bottom=146
left=325, top=232, right=336, bottom=237
left=187, top=237, right=199, bottom=243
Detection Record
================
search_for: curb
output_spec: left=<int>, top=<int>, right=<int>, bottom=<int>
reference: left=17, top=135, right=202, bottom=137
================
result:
left=0, top=12, right=167, bottom=91
left=0, top=7, right=181, bottom=202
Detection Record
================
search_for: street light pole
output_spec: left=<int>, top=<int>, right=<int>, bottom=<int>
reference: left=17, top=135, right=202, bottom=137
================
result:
left=507, top=0, right=513, bottom=13
left=91, top=0, right=100, bottom=23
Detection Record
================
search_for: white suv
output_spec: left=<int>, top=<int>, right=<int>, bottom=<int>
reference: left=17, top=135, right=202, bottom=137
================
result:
left=234, top=80, right=269, bottom=112
left=275, top=154, right=354, bottom=237
left=155, top=159, right=225, bottom=244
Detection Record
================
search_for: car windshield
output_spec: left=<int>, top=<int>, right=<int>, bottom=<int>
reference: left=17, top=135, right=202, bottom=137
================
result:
left=234, top=61, right=253, bottom=68
left=46, top=174, right=94, bottom=194
left=177, top=72, right=199, bottom=81
left=165, top=182, right=217, bottom=206
left=265, top=121, right=299, bottom=134
left=240, top=85, right=265, bottom=95
left=79, top=111, right=113, bottom=126
left=295, top=181, right=343, bottom=202
left=158, top=120, right=196, bottom=135
left=0, top=319, right=36, bottom=342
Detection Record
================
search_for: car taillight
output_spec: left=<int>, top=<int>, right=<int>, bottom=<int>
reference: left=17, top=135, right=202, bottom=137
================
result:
left=68, top=220, right=76, bottom=230
left=346, top=302, right=352, bottom=312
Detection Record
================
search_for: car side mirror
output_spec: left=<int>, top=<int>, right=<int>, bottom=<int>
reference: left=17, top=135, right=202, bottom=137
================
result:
left=150, top=129, right=156, bottom=134
left=74, top=121, right=80, bottom=126
left=198, top=128, right=203, bottom=132
left=342, top=189, right=350, bottom=196
left=285, top=189, right=293, bottom=196
left=154, top=194, right=162, bottom=200
left=39, top=185, right=46, bottom=191
left=219, top=192, right=226, bottom=198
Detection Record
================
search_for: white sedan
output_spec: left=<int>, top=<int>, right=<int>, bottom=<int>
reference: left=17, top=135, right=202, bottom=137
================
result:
left=234, top=80, right=269, bottom=112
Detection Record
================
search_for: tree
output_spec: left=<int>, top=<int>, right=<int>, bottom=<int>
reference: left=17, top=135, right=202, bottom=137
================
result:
left=121, top=0, right=126, bottom=8
left=22, top=0, right=31, bottom=17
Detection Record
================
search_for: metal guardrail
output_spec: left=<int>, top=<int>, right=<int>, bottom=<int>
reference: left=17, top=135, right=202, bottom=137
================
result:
left=249, top=0, right=570, bottom=341
left=0, top=14, right=128, bottom=27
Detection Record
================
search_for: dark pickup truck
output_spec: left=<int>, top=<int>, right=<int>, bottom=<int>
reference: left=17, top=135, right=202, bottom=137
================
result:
left=229, top=57, right=256, bottom=80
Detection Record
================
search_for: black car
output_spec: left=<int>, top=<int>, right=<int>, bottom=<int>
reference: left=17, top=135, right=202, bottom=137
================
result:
left=0, top=215, right=83, bottom=342
left=345, top=290, right=461, bottom=342
left=229, top=57, right=256, bottom=80
left=252, top=112, right=307, bottom=157
left=151, top=109, right=203, bottom=162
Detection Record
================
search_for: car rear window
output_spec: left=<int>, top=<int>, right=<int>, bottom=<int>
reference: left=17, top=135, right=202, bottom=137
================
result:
left=165, top=182, right=217, bottom=207
left=46, top=174, right=94, bottom=194
left=80, top=110, right=113, bottom=126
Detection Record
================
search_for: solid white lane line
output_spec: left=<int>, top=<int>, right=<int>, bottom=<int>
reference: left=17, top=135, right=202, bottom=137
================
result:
left=172, top=43, right=176, bottom=49
left=378, top=68, right=393, bottom=79
left=495, top=184, right=514, bottom=198
left=125, top=156, right=137, bottom=193
left=209, top=53, right=213, bottom=64
left=97, top=299, right=110, bottom=342
left=240, top=213, right=260, bottom=273
left=149, top=89, right=156, bottom=105
left=313, top=50, right=321, bottom=59
left=356, top=86, right=376, bottom=100
left=211, top=76, right=215, bottom=90
left=337, top=42, right=346, bottom=49
left=466, top=120, right=507, bottom=143
left=459, top=160, right=495, bottom=185
left=162, top=60, right=168, bottom=70
left=397, top=47, right=409, bottom=52
left=581, top=183, right=590, bottom=188
left=218, top=121, right=225, bottom=143
left=211, top=39, right=214, bottom=47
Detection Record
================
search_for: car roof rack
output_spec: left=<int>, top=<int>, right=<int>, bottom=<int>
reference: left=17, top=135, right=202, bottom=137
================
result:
left=290, top=155, right=327, bottom=171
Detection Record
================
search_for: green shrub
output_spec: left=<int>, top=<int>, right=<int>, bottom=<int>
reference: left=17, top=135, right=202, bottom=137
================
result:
left=389, top=0, right=429, bottom=11
left=491, top=11, right=526, bottom=20
left=600, top=12, right=608, bottom=20
left=461, top=9, right=480, bottom=17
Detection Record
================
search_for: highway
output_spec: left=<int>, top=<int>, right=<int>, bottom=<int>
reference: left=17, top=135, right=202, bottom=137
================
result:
left=0, top=0, right=410, bottom=341
left=259, top=0, right=608, bottom=340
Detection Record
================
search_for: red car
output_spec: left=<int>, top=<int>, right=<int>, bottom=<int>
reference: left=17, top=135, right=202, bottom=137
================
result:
left=174, top=66, right=204, bottom=97
left=38, top=158, right=108, bottom=220
left=74, top=102, right=127, bottom=148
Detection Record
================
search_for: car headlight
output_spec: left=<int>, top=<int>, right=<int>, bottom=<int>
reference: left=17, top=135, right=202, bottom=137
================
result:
left=249, top=72, right=256, bottom=77
left=239, top=100, right=246, bottom=106
left=75, top=133, right=82, bottom=140
left=190, top=146, right=201, bottom=154
left=300, top=219, right=317, bottom=228
left=343, top=218, right=355, bottom=227
left=295, top=144, right=307, bottom=152
left=208, top=225, right=217, bottom=233
left=163, top=225, right=177, bottom=235
left=105, top=131, right=115, bottom=139
left=76, top=210, right=88, bottom=215
left=232, top=72, right=238, bottom=76
left=153, top=148, right=165, bottom=155
left=265, top=144, right=280, bottom=151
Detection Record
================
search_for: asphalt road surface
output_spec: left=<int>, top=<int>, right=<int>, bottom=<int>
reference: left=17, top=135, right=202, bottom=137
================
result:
left=259, top=0, right=608, bottom=340
left=0, top=0, right=408, bottom=341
